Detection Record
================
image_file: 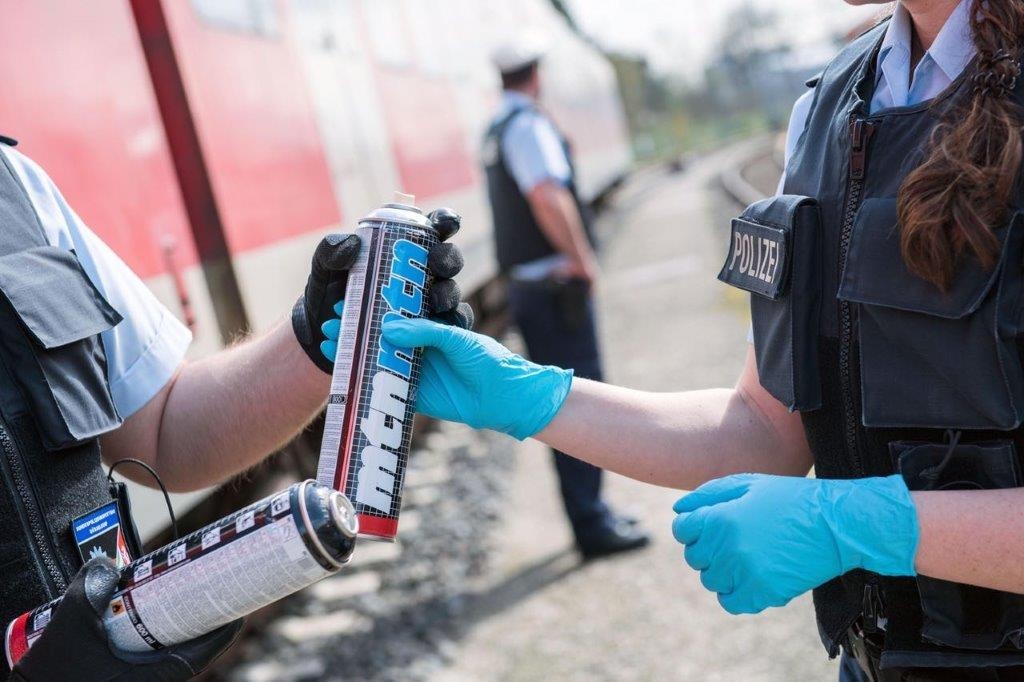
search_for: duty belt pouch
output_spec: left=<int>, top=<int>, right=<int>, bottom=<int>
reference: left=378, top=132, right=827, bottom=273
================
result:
left=556, top=279, right=589, bottom=332
left=838, top=200, right=1024, bottom=429
left=718, top=195, right=822, bottom=410
left=0, top=246, right=123, bottom=449
left=892, top=439, right=1024, bottom=651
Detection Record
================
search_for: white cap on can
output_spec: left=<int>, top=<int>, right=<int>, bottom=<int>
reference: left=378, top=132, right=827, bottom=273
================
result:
left=490, top=32, right=549, bottom=74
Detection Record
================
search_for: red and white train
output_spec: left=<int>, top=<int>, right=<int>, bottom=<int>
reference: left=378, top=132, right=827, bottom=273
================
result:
left=0, top=0, right=632, bottom=536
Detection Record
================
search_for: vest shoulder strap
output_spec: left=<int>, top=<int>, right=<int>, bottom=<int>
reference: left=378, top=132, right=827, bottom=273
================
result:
left=492, top=105, right=536, bottom=144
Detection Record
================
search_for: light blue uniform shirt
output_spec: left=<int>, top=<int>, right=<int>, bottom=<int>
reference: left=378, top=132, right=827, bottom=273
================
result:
left=2, top=146, right=191, bottom=418
left=756, top=1, right=976, bottom=341
left=493, top=91, right=574, bottom=281
left=497, top=90, right=572, bottom=194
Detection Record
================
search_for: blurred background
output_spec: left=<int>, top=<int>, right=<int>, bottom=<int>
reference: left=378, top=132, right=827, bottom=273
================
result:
left=0, top=1, right=884, bottom=679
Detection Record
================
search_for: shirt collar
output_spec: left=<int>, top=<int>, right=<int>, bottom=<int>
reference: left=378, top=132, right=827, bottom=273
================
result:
left=876, top=0, right=974, bottom=85
left=502, top=90, right=535, bottom=110
left=877, top=1, right=913, bottom=71
left=927, top=0, right=975, bottom=82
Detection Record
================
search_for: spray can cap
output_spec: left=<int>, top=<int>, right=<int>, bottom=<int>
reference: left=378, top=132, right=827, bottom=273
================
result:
left=329, top=492, right=359, bottom=539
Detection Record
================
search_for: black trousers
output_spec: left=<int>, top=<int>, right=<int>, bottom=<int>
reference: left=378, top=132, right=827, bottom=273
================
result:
left=507, top=278, right=614, bottom=543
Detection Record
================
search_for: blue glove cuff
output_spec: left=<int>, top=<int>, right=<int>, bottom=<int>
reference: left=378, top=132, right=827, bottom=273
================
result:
left=507, top=367, right=574, bottom=441
left=826, top=474, right=920, bottom=577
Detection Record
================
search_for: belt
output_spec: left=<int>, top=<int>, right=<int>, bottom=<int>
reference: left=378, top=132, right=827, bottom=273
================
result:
left=845, top=625, right=1024, bottom=682
left=847, top=624, right=892, bottom=682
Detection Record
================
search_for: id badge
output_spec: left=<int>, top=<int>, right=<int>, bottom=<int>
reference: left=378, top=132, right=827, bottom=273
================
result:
left=72, top=501, right=133, bottom=569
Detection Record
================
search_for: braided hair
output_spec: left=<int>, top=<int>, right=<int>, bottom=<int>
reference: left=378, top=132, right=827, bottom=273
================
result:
left=898, top=0, right=1024, bottom=290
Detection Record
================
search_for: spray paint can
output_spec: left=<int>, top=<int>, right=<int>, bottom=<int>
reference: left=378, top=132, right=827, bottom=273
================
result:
left=5, top=480, right=357, bottom=665
left=317, top=194, right=454, bottom=540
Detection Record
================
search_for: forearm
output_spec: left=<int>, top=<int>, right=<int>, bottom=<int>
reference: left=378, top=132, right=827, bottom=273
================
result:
left=132, top=321, right=327, bottom=492
left=536, top=378, right=813, bottom=490
left=913, top=487, right=1024, bottom=593
left=527, top=182, right=595, bottom=264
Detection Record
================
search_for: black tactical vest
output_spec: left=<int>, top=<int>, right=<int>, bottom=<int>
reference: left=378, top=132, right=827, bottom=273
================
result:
left=483, top=100, right=595, bottom=273
left=0, top=138, right=124, bottom=673
left=723, top=22, right=1024, bottom=672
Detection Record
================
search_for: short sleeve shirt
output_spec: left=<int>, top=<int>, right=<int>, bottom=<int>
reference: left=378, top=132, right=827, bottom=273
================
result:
left=497, top=91, right=572, bottom=194
left=2, top=145, right=192, bottom=418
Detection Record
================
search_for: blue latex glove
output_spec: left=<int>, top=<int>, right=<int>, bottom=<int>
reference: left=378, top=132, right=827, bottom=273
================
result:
left=320, top=300, right=474, bottom=366
left=319, top=300, right=345, bottom=363
left=671, top=473, right=919, bottom=615
left=378, top=317, right=573, bottom=440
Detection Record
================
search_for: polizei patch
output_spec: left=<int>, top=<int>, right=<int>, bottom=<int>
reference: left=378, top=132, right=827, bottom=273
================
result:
left=717, top=217, right=789, bottom=299
left=316, top=205, right=439, bottom=540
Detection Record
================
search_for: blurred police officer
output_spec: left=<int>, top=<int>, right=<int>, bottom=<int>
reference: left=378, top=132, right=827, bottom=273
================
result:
left=0, top=135, right=466, bottom=680
left=482, top=39, right=648, bottom=559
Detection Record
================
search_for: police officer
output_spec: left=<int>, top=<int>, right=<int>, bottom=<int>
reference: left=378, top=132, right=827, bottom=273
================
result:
left=481, top=37, right=649, bottom=559
left=384, top=1, right=1024, bottom=679
left=0, top=137, right=467, bottom=680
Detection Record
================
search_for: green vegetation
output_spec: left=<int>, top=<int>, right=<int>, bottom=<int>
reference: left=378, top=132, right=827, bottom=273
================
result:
left=610, top=61, right=776, bottom=163
left=597, top=2, right=829, bottom=164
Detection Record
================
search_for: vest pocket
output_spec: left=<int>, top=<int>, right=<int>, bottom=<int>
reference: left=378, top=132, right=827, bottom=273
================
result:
left=718, top=195, right=822, bottom=410
left=0, top=246, right=123, bottom=449
left=892, top=439, right=1024, bottom=650
left=838, top=199, right=1024, bottom=429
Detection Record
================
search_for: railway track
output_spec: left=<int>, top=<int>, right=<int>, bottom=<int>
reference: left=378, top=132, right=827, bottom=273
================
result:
left=717, top=135, right=785, bottom=208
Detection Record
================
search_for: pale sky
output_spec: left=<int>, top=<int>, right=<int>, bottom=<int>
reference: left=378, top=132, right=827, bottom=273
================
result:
left=565, top=0, right=885, bottom=78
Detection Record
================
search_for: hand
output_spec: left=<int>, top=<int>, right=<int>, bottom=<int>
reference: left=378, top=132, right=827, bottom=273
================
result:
left=554, top=255, right=599, bottom=287
left=293, top=208, right=468, bottom=373
left=671, top=474, right=919, bottom=615
left=380, top=317, right=573, bottom=440
left=11, top=557, right=242, bottom=681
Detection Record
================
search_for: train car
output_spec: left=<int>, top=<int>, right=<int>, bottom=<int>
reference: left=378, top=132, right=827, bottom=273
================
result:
left=0, top=0, right=632, bottom=539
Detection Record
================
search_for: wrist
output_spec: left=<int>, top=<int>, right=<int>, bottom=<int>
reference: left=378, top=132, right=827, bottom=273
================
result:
left=509, top=366, right=574, bottom=440
left=827, top=475, right=919, bottom=576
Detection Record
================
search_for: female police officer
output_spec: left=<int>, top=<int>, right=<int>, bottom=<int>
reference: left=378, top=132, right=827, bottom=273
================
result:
left=372, top=0, right=1024, bottom=679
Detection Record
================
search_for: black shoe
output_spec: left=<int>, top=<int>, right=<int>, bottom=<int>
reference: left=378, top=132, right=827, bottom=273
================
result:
left=577, top=521, right=650, bottom=560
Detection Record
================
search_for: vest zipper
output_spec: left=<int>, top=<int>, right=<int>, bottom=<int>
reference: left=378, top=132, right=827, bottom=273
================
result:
left=838, top=117, right=876, bottom=477
left=0, top=420, right=66, bottom=597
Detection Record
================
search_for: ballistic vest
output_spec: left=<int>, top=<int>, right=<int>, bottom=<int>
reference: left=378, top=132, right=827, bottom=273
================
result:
left=722, top=22, right=1024, bottom=672
left=0, top=138, right=123, bottom=674
left=483, top=101, right=596, bottom=273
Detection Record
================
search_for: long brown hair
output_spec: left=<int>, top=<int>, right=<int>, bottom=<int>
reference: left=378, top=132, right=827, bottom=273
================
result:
left=898, top=0, right=1024, bottom=290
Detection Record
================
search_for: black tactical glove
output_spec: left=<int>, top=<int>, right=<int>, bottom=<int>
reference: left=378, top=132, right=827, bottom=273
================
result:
left=292, top=207, right=474, bottom=373
left=10, top=557, right=242, bottom=682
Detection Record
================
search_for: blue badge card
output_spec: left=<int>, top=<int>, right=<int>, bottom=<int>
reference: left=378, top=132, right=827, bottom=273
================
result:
left=72, top=501, right=132, bottom=568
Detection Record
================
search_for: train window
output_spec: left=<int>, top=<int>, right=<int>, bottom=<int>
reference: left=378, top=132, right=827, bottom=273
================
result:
left=191, top=0, right=280, bottom=38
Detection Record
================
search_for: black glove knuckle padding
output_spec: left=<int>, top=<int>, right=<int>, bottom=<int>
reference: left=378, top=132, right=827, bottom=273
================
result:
left=428, top=207, right=461, bottom=242
left=434, top=301, right=475, bottom=331
left=427, top=242, right=463, bottom=279
left=428, top=278, right=461, bottom=315
left=312, top=233, right=361, bottom=280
